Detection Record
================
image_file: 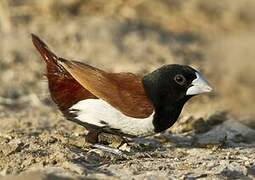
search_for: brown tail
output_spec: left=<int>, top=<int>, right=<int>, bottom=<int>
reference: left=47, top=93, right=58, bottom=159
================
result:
left=31, top=34, right=96, bottom=111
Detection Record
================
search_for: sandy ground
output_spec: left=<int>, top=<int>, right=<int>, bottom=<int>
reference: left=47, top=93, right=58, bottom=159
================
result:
left=0, top=1, right=255, bottom=179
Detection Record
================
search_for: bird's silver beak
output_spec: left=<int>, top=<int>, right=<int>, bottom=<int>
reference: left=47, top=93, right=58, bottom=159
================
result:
left=186, top=72, right=213, bottom=95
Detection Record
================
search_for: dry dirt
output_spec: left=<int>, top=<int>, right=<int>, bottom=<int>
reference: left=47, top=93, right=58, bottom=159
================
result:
left=0, top=1, right=255, bottom=179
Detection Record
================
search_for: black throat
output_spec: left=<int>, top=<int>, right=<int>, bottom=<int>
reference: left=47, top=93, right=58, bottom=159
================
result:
left=152, top=97, right=190, bottom=133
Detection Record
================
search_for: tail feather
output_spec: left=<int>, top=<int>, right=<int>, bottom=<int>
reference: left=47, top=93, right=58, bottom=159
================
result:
left=31, top=34, right=66, bottom=75
left=31, top=34, right=58, bottom=64
left=31, top=34, right=96, bottom=111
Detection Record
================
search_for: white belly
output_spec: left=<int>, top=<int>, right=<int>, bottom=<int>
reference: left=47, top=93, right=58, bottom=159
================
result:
left=69, top=99, right=155, bottom=136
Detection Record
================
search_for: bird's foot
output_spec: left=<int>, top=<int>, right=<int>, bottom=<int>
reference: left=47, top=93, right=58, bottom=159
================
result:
left=85, top=132, right=130, bottom=156
left=86, top=132, right=160, bottom=156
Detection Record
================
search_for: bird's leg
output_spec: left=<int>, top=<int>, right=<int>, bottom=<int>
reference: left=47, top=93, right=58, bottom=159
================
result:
left=98, top=132, right=125, bottom=148
left=86, top=132, right=136, bottom=155
left=85, top=131, right=99, bottom=144
left=86, top=132, right=124, bottom=155
left=97, top=133, right=155, bottom=151
left=85, top=131, right=156, bottom=155
left=88, top=132, right=131, bottom=155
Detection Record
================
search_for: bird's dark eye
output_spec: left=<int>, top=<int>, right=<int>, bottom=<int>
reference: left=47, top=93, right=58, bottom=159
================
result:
left=174, top=74, right=186, bottom=85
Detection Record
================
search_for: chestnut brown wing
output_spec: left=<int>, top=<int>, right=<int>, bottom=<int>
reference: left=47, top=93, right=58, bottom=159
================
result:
left=32, top=34, right=97, bottom=111
left=59, top=60, right=154, bottom=118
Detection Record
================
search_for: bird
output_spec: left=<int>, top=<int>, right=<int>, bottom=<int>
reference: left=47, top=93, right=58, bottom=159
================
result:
left=31, top=34, right=212, bottom=145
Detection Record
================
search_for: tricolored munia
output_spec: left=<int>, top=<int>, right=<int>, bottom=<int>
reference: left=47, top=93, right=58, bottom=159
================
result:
left=32, top=34, right=212, bottom=147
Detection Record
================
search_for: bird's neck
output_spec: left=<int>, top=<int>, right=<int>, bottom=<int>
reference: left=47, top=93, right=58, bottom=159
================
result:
left=152, top=97, right=190, bottom=133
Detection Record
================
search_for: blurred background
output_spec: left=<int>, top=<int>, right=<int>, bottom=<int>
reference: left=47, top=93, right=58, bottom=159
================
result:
left=0, top=0, right=254, bottom=124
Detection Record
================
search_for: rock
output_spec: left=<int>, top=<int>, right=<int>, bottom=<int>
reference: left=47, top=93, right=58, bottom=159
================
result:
left=247, top=165, right=255, bottom=176
left=195, top=120, right=255, bottom=146
left=0, top=168, right=85, bottom=180
left=0, top=139, right=26, bottom=156
left=119, top=143, right=131, bottom=152
left=219, top=162, right=248, bottom=179
left=193, top=111, right=227, bottom=134
left=62, top=161, right=87, bottom=175
left=182, top=172, right=208, bottom=180
left=240, top=117, right=255, bottom=130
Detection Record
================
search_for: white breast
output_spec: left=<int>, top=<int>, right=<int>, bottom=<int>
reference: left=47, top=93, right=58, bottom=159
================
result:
left=69, top=99, right=155, bottom=136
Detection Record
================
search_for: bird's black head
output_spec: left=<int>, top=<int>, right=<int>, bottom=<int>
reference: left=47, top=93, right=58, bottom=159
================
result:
left=143, top=64, right=212, bottom=106
left=143, top=64, right=212, bottom=132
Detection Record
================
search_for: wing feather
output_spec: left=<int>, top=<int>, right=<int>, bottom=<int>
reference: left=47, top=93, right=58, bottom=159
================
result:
left=59, top=59, right=154, bottom=118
